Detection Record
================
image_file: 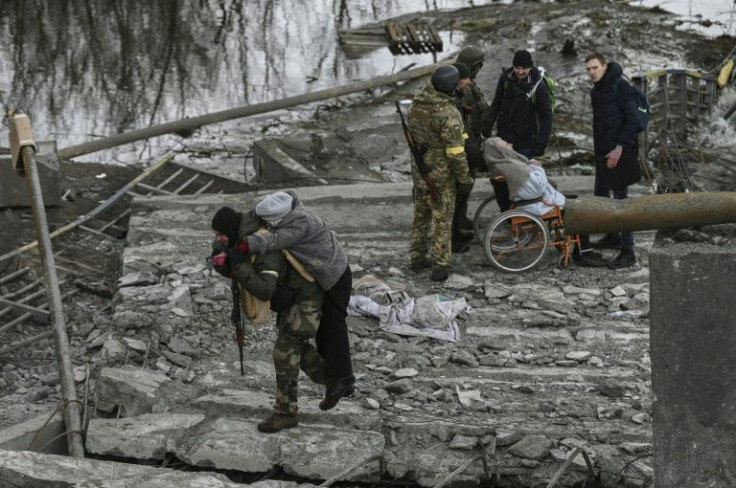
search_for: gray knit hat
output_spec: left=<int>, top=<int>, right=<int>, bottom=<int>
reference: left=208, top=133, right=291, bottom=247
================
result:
left=256, top=191, right=294, bottom=222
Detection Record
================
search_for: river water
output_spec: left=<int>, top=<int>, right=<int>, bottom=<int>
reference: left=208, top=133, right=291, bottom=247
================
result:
left=0, top=0, right=733, bottom=164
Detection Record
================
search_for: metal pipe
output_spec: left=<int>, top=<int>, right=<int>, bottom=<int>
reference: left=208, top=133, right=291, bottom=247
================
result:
left=564, top=192, right=736, bottom=235
left=19, top=145, right=85, bottom=458
left=56, top=63, right=440, bottom=160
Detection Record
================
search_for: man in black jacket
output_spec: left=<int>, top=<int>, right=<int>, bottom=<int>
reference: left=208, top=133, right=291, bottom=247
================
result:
left=481, top=50, right=552, bottom=158
left=585, top=52, right=641, bottom=269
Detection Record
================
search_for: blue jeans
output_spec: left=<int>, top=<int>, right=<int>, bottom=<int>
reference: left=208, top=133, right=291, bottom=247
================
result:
left=594, top=184, right=634, bottom=250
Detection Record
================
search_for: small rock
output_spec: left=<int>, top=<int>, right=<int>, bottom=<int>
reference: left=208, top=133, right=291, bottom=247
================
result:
left=394, top=368, right=419, bottom=378
left=384, top=378, right=412, bottom=394
left=566, top=351, right=592, bottom=362
left=631, top=412, right=650, bottom=424
left=598, top=379, right=624, bottom=397
left=449, top=434, right=477, bottom=450
left=364, top=398, right=381, bottom=410
left=508, top=435, right=552, bottom=460
left=495, top=430, right=522, bottom=446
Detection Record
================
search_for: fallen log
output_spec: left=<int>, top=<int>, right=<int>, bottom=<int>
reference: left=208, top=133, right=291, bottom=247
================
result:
left=57, top=63, right=441, bottom=160
left=564, top=192, right=736, bottom=235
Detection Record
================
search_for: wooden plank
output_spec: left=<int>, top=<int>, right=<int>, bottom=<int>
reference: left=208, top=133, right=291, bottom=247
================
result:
left=0, top=297, right=49, bottom=324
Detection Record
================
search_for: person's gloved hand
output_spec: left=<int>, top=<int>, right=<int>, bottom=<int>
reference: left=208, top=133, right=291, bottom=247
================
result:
left=465, top=138, right=486, bottom=172
left=212, top=251, right=228, bottom=267
left=229, top=240, right=249, bottom=267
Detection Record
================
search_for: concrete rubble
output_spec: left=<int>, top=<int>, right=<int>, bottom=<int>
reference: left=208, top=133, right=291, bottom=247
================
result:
left=23, top=177, right=652, bottom=488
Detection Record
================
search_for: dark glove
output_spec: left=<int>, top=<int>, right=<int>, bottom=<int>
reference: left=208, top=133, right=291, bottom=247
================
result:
left=465, top=138, right=487, bottom=172
left=531, top=144, right=546, bottom=158
left=229, top=240, right=249, bottom=267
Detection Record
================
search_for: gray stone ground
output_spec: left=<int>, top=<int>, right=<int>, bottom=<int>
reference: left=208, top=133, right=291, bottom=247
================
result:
left=1, top=0, right=735, bottom=486
left=74, top=178, right=655, bottom=487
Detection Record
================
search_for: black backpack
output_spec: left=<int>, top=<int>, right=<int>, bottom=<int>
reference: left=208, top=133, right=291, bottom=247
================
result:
left=613, top=77, right=650, bottom=132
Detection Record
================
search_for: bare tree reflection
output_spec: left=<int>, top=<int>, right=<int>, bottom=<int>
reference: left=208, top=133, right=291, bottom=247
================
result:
left=0, top=0, right=467, bottom=159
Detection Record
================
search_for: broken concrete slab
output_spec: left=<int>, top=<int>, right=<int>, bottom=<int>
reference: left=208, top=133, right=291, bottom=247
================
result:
left=252, top=138, right=328, bottom=184
left=0, top=449, right=245, bottom=488
left=95, top=367, right=171, bottom=417
left=86, top=413, right=205, bottom=460
left=465, top=325, right=575, bottom=346
left=174, top=388, right=382, bottom=431
left=0, top=410, right=66, bottom=455
left=171, top=417, right=384, bottom=482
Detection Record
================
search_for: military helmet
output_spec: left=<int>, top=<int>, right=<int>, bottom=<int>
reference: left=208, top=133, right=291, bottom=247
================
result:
left=457, top=46, right=485, bottom=77
left=431, top=65, right=460, bottom=94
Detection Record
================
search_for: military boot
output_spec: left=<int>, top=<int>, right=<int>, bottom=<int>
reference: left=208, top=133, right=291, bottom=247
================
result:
left=430, top=267, right=450, bottom=282
left=257, top=413, right=298, bottom=433
left=410, top=256, right=432, bottom=271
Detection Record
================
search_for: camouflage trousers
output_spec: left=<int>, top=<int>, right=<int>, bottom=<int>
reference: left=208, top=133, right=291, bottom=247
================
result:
left=273, top=301, right=325, bottom=416
left=409, top=181, right=457, bottom=268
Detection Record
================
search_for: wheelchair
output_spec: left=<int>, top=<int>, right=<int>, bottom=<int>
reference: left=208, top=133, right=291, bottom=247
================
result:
left=473, top=176, right=580, bottom=273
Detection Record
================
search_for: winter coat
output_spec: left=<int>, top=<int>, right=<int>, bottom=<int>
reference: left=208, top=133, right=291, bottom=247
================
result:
left=245, top=191, right=349, bottom=291
left=590, top=62, right=641, bottom=189
left=590, top=62, right=639, bottom=155
left=481, top=67, right=552, bottom=158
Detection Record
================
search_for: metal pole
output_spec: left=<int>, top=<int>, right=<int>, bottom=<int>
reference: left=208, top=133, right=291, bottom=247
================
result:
left=56, top=63, right=441, bottom=160
left=20, top=145, right=85, bottom=458
left=564, top=192, right=736, bottom=235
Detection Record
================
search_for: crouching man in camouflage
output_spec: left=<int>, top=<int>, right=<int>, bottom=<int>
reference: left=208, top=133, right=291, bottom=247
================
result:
left=211, top=207, right=326, bottom=433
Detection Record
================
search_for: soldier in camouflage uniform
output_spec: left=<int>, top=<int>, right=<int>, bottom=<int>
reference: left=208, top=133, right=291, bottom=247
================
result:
left=408, top=65, right=474, bottom=282
left=211, top=207, right=326, bottom=433
left=453, top=47, right=489, bottom=243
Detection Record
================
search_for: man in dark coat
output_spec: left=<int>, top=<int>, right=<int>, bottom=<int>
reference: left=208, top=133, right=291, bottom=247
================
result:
left=481, top=49, right=552, bottom=159
left=585, top=52, right=641, bottom=269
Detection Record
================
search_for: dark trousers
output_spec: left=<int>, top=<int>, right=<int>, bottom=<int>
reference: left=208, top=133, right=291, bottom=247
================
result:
left=316, top=266, right=354, bottom=381
left=594, top=184, right=634, bottom=250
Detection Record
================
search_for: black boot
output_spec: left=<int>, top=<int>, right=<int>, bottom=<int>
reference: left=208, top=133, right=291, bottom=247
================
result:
left=430, top=267, right=450, bottom=282
left=319, top=375, right=355, bottom=411
left=607, top=248, right=636, bottom=269
left=453, top=184, right=474, bottom=233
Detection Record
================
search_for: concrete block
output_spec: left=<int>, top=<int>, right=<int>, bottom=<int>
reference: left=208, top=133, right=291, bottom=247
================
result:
left=0, top=410, right=66, bottom=455
left=252, top=139, right=327, bottom=184
left=0, top=141, right=60, bottom=207
left=649, top=231, right=736, bottom=487
left=95, top=367, right=171, bottom=417
left=171, top=416, right=384, bottom=481
left=0, top=449, right=246, bottom=487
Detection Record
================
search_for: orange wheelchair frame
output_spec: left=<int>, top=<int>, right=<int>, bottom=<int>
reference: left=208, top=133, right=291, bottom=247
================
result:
left=473, top=176, right=580, bottom=273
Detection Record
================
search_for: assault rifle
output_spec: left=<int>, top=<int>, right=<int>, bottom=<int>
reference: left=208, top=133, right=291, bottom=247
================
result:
left=230, top=279, right=245, bottom=375
left=395, top=101, right=440, bottom=201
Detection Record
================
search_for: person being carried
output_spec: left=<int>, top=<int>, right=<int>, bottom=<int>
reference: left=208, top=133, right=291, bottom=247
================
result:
left=483, top=138, right=609, bottom=268
left=211, top=207, right=327, bottom=433
left=243, top=191, right=355, bottom=411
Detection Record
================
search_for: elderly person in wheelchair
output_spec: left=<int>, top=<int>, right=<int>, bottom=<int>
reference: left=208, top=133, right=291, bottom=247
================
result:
left=481, top=137, right=609, bottom=269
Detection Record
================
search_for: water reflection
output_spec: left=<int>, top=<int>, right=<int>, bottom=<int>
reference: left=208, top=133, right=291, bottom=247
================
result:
left=0, top=0, right=491, bottom=161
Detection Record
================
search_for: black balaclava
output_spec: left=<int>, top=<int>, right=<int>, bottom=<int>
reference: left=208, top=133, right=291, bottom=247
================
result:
left=211, top=206, right=241, bottom=248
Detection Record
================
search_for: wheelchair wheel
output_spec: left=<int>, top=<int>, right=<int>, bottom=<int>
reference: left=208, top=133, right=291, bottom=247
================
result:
left=473, top=195, right=498, bottom=241
left=483, top=210, right=549, bottom=273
